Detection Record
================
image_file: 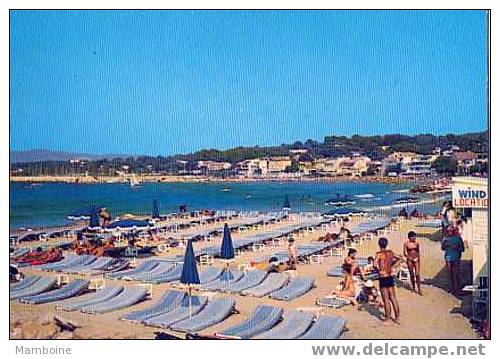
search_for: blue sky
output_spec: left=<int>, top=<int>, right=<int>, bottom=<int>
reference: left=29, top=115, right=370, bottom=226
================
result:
left=10, top=10, right=488, bottom=156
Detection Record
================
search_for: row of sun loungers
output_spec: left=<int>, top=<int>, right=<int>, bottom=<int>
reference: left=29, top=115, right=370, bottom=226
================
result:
left=19, top=279, right=89, bottom=304
left=122, top=290, right=345, bottom=339
left=10, top=277, right=57, bottom=300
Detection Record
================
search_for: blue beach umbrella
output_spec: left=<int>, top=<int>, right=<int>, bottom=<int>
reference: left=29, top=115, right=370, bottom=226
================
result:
left=152, top=199, right=160, bottom=219
left=89, top=204, right=100, bottom=228
left=180, top=238, right=200, bottom=317
left=220, top=223, right=235, bottom=260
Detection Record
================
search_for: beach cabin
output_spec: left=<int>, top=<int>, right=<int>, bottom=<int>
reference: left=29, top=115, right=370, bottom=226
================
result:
left=451, top=177, right=489, bottom=285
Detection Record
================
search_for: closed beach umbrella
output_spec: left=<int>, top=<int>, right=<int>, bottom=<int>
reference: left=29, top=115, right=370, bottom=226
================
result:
left=89, top=204, right=100, bottom=228
left=180, top=238, right=200, bottom=317
left=152, top=199, right=160, bottom=219
left=220, top=223, right=235, bottom=260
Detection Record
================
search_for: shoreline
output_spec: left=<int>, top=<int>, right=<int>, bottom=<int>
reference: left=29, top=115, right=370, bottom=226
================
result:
left=10, top=175, right=415, bottom=185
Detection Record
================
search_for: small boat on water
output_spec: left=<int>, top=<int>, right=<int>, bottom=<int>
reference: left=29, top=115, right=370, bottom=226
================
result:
left=393, top=195, right=421, bottom=205
left=129, top=175, right=141, bottom=187
left=325, top=194, right=356, bottom=207
left=221, top=186, right=231, bottom=192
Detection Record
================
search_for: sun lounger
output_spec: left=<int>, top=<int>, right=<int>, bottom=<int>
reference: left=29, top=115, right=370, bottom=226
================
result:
left=144, top=295, right=208, bottom=328
left=315, top=296, right=351, bottom=308
left=121, top=290, right=186, bottom=322
left=105, top=259, right=162, bottom=279
left=122, top=262, right=174, bottom=281
left=10, top=275, right=40, bottom=292
left=198, top=267, right=224, bottom=284
left=269, top=276, right=314, bottom=301
left=90, top=258, right=130, bottom=274
left=147, top=264, right=184, bottom=284
left=255, top=310, right=315, bottom=339
left=55, top=285, right=124, bottom=311
left=170, top=298, right=236, bottom=332
left=327, top=266, right=343, bottom=277
left=218, top=305, right=283, bottom=339
left=10, top=277, right=57, bottom=300
left=201, top=270, right=244, bottom=291
left=53, top=255, right=97, bottom=272
left=19, top=279, right=90, bottom=304
left=11, top=247, right=30, bottom=258
left=67, top=256, right=115, bottom=274
left=79, top=286, right=149, bottom=314
left=222, top=270, right=268, bottom=293
left=37, top=254, right=78, bottom=271
left=241, top=273, right=288, bottom=297
left=299, top=315, right=347, bottom=339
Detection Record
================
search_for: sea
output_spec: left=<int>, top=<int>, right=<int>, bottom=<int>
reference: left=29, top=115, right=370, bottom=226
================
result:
left=9, top=181, right=450, bottom=231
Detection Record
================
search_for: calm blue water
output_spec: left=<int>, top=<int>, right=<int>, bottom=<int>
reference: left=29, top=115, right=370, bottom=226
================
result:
left=10, top=181, right=446, bottom=230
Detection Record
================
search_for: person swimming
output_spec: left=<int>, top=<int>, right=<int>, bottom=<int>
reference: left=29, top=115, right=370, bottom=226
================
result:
left=403, top=231, right=422, bottom=295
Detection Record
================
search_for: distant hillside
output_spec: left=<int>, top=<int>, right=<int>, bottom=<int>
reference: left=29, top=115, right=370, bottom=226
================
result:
left=10, top=149, right=132, bottom=164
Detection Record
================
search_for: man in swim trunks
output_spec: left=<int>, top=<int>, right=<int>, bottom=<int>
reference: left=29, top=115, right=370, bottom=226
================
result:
left=403, top=231, right=422, bottom=295
left=375, top=237, right=400, bottom=324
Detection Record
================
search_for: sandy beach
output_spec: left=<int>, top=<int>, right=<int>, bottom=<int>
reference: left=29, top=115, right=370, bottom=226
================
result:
left=10, top=214, right=478, bottom=340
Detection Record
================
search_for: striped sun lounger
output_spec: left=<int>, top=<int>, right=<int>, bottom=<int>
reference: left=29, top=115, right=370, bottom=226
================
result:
left=79, top=287, right=149, bottom=314
left=269, top=276, right=314, bottom=301
left=90, top=258, right=130, bottom=275
left=198, top=267, right=224, bottom=284
left=222, top=270, right=268, bottom=293
left=170, top=298, right=236, bottom=332
left=37, top=254, right=78, bottom=271
left=19, top=279, right=89, bottom=304
left=10, top=277, right=57, bottom=300
left=53, top=255, right=97, bottom=272
left=121, top=290, right=186, bottom=322
left=255, top=310, right=315, bottom=339
left=201, top=270, right=244, bottom=291
left=218, top=305, right=283, bottom=339
left=241, top=273, right=288, bottom=297
left=122, top=262, right=174, bottom=282
left=315, top=296, right=352, bottom=308
left=327, top=266, right=344, bottom=277
left=105, top=259, right=162, bottom=279
left=67, top=257, right=115, bottom=274
left=147, top=264, right=184, bottom=284
left=144, top=296, right=208, bottom=328
left=299, top=315, right=347, bottom=339
left=10, top=275, right=40, bottom=292
left=55, top=285, right=125, bottom=311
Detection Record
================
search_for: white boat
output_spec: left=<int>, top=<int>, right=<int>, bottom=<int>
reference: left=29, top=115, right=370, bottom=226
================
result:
left=129, top=175, right=141, bottom=187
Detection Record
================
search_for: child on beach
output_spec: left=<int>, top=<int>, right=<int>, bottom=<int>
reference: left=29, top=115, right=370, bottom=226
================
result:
left=375, top=237, right=400, bottom=324
left=403, top=231, right=422, bottom=295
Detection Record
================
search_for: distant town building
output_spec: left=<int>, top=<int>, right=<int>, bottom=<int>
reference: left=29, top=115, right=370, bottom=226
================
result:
left=453, top=151, right=478, bottom=174
left=197, top=160, right=232, bottom=172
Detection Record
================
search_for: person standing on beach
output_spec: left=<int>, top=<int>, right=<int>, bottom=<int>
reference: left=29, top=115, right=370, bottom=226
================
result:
left=403, top=231, right=422, bottom=295
left=287, top=238, right=299, bottom=270
left=441, top=225, right=465, bottom=295
left=375, top=237, right=400, bottom=324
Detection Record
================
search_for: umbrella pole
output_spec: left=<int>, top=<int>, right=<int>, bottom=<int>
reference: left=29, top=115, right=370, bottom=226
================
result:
left=188, top=286, right=192, bottom=318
